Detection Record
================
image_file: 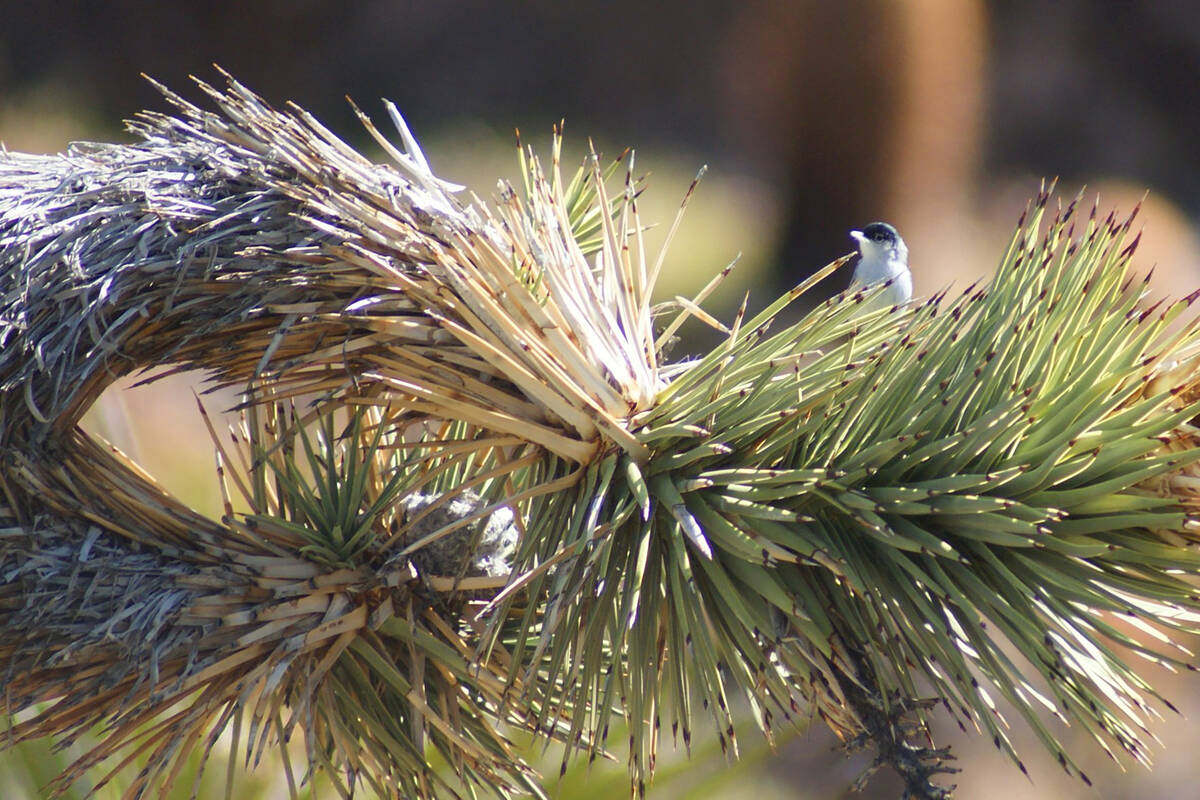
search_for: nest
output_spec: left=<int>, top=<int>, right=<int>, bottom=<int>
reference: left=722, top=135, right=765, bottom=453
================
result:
left=5, top=72, right=1200, bottom=800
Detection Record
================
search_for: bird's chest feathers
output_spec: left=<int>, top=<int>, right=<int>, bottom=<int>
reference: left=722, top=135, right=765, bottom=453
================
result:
left=856, top=253, right=906, bottom=283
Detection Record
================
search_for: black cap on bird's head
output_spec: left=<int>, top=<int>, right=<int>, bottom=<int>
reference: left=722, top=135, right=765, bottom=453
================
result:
left=850, top=221, right=907, bottom=263
left=853, top=222, right=900, bottom=246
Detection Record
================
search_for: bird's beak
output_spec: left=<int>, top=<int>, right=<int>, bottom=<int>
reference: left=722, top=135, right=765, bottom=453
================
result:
left=850, top=230, right=866, bottom=244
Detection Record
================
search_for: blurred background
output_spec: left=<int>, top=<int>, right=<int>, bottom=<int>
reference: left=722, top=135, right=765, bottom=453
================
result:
left=3, top=1, right=1200, bottom=798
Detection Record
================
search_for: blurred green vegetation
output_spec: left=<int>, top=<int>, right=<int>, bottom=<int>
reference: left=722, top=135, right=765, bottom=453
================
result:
left=1, top=706, right=814, bottom=799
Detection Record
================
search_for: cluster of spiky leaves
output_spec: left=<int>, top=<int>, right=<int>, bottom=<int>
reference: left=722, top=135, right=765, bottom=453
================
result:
left=207, top=398, right=564, bottom=800
left=0, top=72, right=685, bottom=800
left=497, top=186, right=1200, bottom=794
left=4, top=71, right=1200, bottom=800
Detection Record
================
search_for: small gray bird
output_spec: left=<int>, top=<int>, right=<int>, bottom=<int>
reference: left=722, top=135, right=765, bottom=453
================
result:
left=849, top=222, right=911, bottom=307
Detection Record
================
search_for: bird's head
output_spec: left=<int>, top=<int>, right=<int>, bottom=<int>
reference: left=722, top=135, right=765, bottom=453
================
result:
left=851, top=221, right=908, bottom=265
